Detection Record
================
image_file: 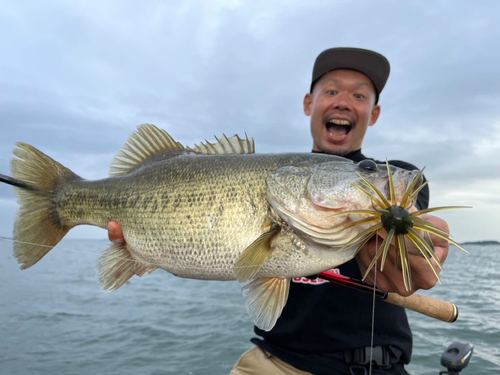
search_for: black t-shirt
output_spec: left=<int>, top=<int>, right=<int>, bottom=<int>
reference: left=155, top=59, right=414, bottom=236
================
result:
left=251, top=150, right=430, bottom=374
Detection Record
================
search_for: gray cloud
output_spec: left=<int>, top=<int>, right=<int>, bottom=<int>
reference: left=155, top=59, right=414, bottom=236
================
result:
left=1, top=0, right=499, bottom=242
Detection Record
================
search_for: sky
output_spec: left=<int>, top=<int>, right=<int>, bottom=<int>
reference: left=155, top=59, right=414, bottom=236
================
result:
left=0, top=0, right=499, bottom=243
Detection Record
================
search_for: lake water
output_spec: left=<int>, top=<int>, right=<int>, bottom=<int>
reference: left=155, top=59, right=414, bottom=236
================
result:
left=0, top=239, right=498, bottom=374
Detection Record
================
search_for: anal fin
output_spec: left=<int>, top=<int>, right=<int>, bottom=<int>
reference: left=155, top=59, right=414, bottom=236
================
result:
left=97, top=243, right=156, bottom=291
left=242, top=277, right=290, bottom=331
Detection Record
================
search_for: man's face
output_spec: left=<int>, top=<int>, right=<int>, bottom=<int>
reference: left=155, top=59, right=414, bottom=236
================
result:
left=304, top=69, right=381, bottom=155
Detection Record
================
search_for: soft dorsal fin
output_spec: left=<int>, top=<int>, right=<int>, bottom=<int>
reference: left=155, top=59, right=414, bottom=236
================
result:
left=109, top=124, right=185, bottom=176
left=186, top=133, right=255, bottom=155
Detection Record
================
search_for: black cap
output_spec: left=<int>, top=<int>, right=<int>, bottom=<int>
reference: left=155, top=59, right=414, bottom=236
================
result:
left=311, top=47, right=390, bottom=103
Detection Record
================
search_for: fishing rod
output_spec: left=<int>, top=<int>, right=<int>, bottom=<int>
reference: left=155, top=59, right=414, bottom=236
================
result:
left=317, top=270, right=458, bottom=323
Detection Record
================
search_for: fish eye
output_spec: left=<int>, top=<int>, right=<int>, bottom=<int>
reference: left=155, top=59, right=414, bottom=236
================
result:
left=357, top=160, right=377, bottom=171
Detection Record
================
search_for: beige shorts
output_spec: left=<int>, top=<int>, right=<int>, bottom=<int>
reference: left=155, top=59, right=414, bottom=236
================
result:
left=230, top=346, right=313, bottom=375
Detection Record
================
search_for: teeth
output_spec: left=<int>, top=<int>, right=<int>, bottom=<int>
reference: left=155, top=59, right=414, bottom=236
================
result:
left=328, top=119, right=351, bottom=126
left=328, top=133, right=346, bottom=139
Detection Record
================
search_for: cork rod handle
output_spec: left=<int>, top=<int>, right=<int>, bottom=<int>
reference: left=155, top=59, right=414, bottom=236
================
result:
left=384, top=293, right=458, bottom=323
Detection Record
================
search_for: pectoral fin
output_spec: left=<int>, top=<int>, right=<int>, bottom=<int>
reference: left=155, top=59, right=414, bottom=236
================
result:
left=234, top=226, right=280, bottom=282
left=97, top=243, right=156, bottom=291
left=242, top=277, right=290, bottom=331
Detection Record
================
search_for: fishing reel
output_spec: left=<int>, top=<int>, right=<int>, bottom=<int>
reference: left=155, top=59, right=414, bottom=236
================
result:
left=439, top=342, right=474, bottom=375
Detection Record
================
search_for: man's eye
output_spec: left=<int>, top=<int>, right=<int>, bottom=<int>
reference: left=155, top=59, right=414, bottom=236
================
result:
left=327, top=90, right=337, bottom=95
left=354, top=93, right=365, bottom=99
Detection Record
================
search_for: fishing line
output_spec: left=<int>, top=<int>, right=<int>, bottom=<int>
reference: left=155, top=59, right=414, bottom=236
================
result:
left=0, top=237, right=52, bottom=248
left=1, top=235, right=357, bottom=278
left=369, top=233, right=379, bottom=375
left=0, top=237, right=160, bottom=268
left=0, top=236, right=257, bottom=272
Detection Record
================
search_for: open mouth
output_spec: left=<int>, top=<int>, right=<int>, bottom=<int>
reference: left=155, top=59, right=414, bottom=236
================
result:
left=326, top=119, right=352, bottom=140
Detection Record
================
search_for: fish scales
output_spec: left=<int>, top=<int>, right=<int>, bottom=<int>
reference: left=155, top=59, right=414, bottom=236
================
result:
left=2, top=124, right=424, bottom=330
left=57, top=153, right=338, bottom=280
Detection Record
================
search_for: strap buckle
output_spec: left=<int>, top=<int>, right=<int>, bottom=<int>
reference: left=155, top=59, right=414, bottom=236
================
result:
left=344, top=346, right=392, bottom=369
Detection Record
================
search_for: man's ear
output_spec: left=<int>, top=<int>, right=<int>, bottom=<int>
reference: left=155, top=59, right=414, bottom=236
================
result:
left=303, top=93, right=312, bottom=116
left=369, top=105, right=381, bottom=126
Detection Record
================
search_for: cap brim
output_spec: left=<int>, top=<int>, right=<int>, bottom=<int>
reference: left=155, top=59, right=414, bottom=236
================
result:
left=311, top=47, right=390, bottom=96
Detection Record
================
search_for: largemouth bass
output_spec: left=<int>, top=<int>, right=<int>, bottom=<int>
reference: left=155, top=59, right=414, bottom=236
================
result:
left=2, top=124, right=451, bottom=330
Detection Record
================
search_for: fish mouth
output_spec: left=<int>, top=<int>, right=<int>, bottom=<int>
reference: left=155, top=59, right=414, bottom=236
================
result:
left=325, top=118, right=353, bottom=140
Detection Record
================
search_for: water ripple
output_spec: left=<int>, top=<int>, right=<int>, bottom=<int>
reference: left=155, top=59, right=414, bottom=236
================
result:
left=0, top=240, right=498, bottom=374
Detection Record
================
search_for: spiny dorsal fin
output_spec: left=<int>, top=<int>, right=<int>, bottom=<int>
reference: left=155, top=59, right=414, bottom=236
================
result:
left=109, top=124, right=185, bottom=176
left=186, top=133, right=255, bottom=155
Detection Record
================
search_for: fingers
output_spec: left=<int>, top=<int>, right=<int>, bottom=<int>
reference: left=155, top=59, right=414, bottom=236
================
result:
left=419, top=214, right=450, bottom=264
left=356, top=214, right=451, bottom=296
left=108, top=221, right=125, bottom=243
left=357, top=237, right=417, bottom=296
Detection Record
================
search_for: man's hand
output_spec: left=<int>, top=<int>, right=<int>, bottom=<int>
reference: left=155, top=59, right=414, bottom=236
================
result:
left=108, top=221, right=125, bottom=244
left=356, top=214, right=450, bottom=296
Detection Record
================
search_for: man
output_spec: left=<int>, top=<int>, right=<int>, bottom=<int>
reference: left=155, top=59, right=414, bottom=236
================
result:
left=108, top=48, right=449, bottom=374
left=228, top=48, right=449, bottom=375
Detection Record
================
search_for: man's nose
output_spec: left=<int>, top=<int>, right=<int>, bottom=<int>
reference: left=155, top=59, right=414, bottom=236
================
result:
left=332, top=92, right=352, bottom=110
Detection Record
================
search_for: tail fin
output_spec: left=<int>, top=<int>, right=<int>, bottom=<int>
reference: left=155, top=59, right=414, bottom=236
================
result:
left=7, top=143, right=81, bottom=269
